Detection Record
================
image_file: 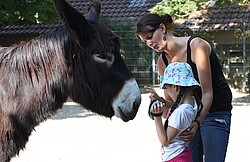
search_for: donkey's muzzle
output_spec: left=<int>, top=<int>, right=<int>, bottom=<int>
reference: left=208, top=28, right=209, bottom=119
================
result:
left=112, top=79, right=141, bottom=122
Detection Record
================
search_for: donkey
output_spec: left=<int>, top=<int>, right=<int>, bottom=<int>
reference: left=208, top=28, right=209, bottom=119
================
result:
left=0, top=0, right=141, bottom=161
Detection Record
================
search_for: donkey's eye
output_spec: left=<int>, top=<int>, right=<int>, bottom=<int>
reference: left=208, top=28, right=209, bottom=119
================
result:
left=93, top=53, right=114, bottom=66
left=96, top=54, right=107, bottom=59
left=96, top=53, right=113, bottom=61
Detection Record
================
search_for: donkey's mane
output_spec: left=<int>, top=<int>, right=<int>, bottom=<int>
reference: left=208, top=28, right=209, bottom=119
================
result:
left=0, top=21, right=121, bottom=110
left=0, top=27, right=71, bottom=89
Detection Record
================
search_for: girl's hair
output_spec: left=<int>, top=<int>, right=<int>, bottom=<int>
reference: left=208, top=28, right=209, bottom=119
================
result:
left=163, top=87, right=203, bottom=130
left=136, top=13, right=174, bottom=38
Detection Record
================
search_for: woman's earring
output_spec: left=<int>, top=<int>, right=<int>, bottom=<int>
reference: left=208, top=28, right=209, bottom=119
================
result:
left=163, top=32, right=166, bottom=41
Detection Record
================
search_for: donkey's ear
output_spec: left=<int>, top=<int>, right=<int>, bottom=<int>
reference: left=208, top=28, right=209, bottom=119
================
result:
left=86, top=1, right=101, bottom=22
left=54, top=0, right=93, bottom=47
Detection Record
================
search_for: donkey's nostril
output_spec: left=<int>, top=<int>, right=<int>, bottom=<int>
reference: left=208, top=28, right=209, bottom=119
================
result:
left=133, top=101, right=139, bottom=110
left=133, top=99, right=141, bottom=112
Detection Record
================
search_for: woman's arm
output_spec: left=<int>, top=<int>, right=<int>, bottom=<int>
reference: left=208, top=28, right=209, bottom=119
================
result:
left=191, top=38, right=213, bottom=125
left=179, top=38, right=213, bottom=141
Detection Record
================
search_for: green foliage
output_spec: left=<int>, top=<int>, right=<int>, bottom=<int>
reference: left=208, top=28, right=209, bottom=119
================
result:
left=234, top=28, right=250, bottom=39
left=149, top=0, right=248, bottom=19
left=0, top=0, right=58, bottom=27
left=149, top=0, right=197, bottom=19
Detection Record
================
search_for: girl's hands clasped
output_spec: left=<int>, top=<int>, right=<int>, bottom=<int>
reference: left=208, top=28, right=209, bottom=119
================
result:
left=152, top=100, right=164, bottom=115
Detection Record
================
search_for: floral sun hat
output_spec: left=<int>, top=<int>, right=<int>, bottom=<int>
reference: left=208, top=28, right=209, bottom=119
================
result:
left=160, top=62, right=200, bottom=89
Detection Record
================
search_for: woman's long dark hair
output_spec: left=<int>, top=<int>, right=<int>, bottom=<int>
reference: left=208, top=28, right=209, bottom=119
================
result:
left=163, top=87, right=203, bottom=130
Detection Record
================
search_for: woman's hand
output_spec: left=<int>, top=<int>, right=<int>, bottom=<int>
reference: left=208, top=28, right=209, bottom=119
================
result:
left=179, top=122, right=199, bottom=142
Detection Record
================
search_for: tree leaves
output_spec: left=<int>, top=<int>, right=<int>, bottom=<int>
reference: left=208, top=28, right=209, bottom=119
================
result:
left=0, top=0, right=59, bottom=27
left=149, top=0, right=248, bottom=20
left=149, top=0, right=197, bottom=19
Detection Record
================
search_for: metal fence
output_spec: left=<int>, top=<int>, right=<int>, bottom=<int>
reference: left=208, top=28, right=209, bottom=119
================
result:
left=114, top=29, right=160, bottom=87
left=114, top=29, right=250, bottom=91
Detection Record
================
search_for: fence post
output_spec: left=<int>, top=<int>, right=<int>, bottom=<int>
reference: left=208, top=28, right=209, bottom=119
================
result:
left=243, top=17, right=247, bottom=91
left=152, top=51, right=156, bottom=85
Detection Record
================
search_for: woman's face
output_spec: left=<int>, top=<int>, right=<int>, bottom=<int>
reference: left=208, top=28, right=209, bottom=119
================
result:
left=138, top=28, right=166, bottom=52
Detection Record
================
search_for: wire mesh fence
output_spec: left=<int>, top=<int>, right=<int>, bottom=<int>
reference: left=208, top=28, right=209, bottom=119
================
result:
left=114, top=28, right=250, bottom=91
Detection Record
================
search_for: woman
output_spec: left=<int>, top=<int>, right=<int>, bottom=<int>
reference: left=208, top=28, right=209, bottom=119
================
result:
left=136, top=13, right=232, bottom=162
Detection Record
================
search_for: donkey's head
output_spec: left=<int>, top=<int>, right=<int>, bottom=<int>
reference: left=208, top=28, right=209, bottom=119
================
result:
left=55, top=0, right=141, bottom=121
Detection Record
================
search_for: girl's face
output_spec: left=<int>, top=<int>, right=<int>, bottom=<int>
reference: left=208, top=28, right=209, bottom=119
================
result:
left=138, top=27, right=166, bottom=52
left=160, top=84, right=178, bottom=119
left=164, top=84, right=178, bottom=102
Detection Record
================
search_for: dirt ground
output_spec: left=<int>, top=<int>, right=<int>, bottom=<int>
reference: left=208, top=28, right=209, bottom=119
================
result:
left=10, top=88, right=250, bottom=162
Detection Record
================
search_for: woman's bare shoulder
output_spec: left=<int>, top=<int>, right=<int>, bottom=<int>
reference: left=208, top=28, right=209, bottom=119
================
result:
left=190, top=37, right=211, bottom=56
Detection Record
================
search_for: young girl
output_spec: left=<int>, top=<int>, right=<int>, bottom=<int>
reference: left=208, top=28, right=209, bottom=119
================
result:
left=147, top=62, right=202, bottom=162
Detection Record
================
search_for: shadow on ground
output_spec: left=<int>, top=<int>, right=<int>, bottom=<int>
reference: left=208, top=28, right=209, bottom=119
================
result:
left=51, top=101, right=95, bottom=120
left=232, top=94, right=250, bottom=106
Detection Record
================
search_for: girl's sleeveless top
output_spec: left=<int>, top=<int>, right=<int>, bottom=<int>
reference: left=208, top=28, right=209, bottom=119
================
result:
left=161, top=35, right=232, bottom=112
